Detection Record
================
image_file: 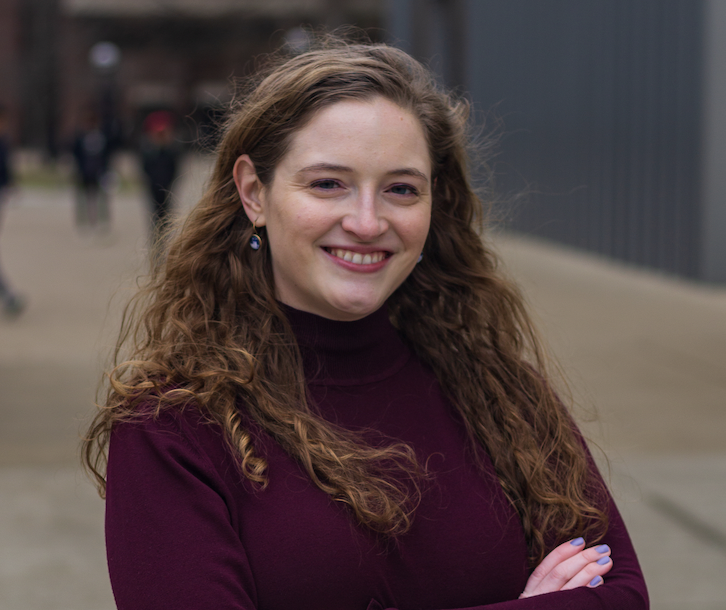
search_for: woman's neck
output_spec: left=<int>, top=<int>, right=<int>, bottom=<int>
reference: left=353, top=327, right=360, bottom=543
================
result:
left=281, top=303, right=411, bottom=386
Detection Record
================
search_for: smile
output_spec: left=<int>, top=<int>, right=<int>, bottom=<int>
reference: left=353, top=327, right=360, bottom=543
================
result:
left=325, top=248, right=389, bottom=265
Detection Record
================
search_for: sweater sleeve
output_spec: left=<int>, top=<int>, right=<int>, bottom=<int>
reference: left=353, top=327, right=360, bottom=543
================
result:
left=370, top=471, right=649, bottom=610
left=105, top=411, right=259, bottom=610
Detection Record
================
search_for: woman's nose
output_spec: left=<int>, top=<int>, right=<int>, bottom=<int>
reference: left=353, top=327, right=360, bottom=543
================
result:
left=341, top=192, right=388, bottom=240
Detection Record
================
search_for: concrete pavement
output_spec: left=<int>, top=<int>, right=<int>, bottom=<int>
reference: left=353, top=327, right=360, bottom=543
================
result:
left=0, top=156, right=724, bottom=609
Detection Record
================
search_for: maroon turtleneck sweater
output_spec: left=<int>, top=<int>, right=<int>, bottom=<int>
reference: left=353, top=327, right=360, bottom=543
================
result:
left=105, top=305, right=648, bottom=610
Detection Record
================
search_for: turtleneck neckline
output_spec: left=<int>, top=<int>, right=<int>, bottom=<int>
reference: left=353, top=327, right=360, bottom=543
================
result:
left=282, top=303, right=411, bottom=386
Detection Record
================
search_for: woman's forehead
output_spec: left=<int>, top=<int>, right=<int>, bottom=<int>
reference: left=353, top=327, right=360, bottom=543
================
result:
left=278, top=97, right=431, bottom=179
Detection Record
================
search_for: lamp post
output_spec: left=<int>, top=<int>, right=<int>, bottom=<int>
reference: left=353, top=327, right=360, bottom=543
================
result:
left=88, top=41, right=122, bottom=152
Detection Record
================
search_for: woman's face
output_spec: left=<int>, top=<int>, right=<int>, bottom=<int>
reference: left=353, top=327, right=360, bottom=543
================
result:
left=235, top=96, right=432, bottom=321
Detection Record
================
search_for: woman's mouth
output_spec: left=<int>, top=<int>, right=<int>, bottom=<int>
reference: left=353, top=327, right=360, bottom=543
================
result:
left=324, top=248, right=390, bottom=265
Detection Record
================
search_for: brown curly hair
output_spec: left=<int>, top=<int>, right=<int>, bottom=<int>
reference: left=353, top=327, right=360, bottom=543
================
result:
left=82, top=36, right=607, bottom=565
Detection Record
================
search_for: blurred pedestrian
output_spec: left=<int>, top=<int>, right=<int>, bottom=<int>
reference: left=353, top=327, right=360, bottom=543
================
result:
left=0, top=104, right=25, bottom=318
left=140, top=110, right=179, bottom=246
left=71, top=110, right=112, bottom=233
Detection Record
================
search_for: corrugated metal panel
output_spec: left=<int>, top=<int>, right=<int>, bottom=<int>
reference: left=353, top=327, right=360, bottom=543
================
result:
left=484, top=0, right=703, bottom=278
left=389, top=0, right=709, bottom=280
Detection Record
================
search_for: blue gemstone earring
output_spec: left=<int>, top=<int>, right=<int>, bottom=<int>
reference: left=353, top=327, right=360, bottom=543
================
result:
left=417, top=253, right=423, bottom=263
left=250, top=221, right=262, bottom=250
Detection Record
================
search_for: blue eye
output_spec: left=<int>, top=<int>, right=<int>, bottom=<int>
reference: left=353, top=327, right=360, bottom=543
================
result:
left=389, top=184, right=417, bottom=196
left=312, top=180, right=340, bottom=190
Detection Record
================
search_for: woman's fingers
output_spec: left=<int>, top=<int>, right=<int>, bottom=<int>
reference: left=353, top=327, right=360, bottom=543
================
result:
left=520, top=539, right=613, bottom=598
left=536, top=543, right=612, bottom=593
left=561, top=550, right=613, bottom=590
left=520, top=537, right=587, bottom=597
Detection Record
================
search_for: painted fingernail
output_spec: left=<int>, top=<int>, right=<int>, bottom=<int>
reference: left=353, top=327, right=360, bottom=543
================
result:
left=570, top=537, right=585, bottom=546
left=589, top=575, right=603, bottom=587
left=597, top=556, right=611, bottom=565
left=596, top=544, right=610, bottom=554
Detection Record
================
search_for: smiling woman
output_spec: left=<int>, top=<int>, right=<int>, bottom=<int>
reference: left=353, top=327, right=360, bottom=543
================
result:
left=233, top=97, right=431, bottom=320
left=81, top=35, right=648, bottom=610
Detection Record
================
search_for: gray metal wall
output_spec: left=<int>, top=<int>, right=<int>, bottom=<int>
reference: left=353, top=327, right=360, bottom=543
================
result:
left=700, top=0, right=726, bottom=282
left=386, top=0, right=726, bottom=283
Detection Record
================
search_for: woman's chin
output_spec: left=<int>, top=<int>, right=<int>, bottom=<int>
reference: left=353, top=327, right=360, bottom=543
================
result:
left=277, top=288, right=388, bottom=321
left=322, top=295, right=385, bottom=321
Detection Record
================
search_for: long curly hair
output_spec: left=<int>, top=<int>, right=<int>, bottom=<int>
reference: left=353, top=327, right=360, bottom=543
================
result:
left=82, top=36, right=607, bottom=565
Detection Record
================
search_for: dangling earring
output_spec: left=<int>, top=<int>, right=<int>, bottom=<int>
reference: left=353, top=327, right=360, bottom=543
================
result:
left=417, top=253, right=423, bottom=263
left=250, top=221, right=262, bottom=250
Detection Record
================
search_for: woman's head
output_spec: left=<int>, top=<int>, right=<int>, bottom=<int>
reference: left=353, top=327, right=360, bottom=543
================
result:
left=193, top=39, right=477, bottom=320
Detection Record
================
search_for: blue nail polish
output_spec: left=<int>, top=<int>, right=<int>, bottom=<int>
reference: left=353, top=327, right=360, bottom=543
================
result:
left=597, top=556, right=611, bottom=565
left=596, top=544, right=610, bottom=554
left=589, top=575, right=603, bottom=587
left=570, top=537, right=585, bottom=546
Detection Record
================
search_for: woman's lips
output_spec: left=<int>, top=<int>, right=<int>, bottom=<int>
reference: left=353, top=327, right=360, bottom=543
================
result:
left=322, top=247, right=392, bottom=271
left=328, top=248, right=387, bottom=265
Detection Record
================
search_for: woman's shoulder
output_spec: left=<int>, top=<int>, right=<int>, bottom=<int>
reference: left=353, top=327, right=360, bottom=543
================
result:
left=112, top=399, right=208, bottom=432
left=109, top=401, right=234, bottom=473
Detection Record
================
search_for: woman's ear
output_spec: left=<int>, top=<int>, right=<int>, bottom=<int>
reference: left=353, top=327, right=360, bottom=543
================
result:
left=233, top=154, right=267, bottom=226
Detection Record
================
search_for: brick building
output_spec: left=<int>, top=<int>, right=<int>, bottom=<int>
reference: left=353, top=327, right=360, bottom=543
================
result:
left=0, top=0, right=382, bottom=152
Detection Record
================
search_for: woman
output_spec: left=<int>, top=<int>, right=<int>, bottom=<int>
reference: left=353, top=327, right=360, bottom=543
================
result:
left=83, top=39, right=648, bottom=610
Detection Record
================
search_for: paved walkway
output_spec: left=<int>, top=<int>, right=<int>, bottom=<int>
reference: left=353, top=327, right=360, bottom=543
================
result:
left=0, top=157, right=724, bottom=609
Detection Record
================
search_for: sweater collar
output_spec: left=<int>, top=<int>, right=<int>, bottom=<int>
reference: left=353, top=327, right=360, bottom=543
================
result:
left=282, top=303, right=411, bottom=386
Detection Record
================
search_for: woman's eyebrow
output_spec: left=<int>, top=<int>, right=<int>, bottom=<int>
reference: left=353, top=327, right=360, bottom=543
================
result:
left=297, top=163, right=428, bottom=181
left=297, top=163, right=352, bottom=174
left=388, top=168, right=429, bottom=181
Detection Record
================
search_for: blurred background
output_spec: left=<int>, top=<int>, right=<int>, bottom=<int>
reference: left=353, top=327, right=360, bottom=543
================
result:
left=0, top=1, right=724, bottom=609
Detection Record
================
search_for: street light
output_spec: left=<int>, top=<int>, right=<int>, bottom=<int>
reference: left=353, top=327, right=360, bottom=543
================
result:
left=88, top=41, right=123, bottom=155
left=89, top=42, right=121, bottom=73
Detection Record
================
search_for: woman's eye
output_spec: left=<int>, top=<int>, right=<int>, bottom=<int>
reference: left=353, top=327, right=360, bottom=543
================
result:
left=311, top=179, right=341, bottom=191
left=388, top=184, right=418, bottom=196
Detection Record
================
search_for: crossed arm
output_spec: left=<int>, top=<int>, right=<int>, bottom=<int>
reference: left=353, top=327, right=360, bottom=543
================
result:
left=520, top=538, right=613, bottom=599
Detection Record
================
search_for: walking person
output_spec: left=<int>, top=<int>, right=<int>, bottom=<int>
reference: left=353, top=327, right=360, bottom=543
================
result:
left=0, top=104, right=25, bottom=318
left=71, top=110, right=112, bottom=233
left=140, top=110, right=179, bottom=247
left=83, top=37, right=648, bottom=610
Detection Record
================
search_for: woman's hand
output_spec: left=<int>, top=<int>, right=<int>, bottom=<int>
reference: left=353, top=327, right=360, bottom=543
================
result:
left=519, top=538, right=613, bottom=599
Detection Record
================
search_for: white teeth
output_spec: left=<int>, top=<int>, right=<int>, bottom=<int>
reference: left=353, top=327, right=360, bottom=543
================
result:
left=329, top=248, right=386, bottom=265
